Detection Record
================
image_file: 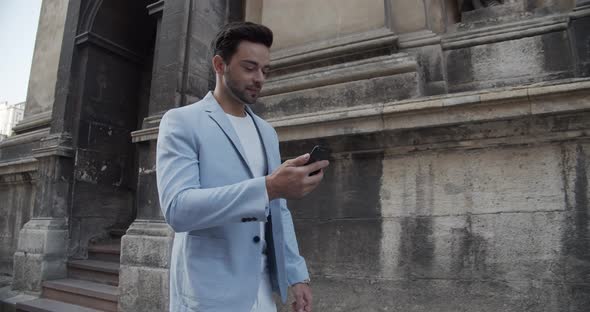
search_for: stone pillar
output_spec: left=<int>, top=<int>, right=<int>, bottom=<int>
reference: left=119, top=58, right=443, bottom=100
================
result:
left=11, top=0, right=82, bottom=294
left=119, top=0, right=240, bottom=310
left=13, top=0, right=69, bottom=135
left=12, top=133, right=74, bottom=292
left=117, top=3, right=172, bottom=311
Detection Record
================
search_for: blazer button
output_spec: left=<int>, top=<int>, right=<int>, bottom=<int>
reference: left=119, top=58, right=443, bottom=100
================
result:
left=253, top=236, right=260, bottom=243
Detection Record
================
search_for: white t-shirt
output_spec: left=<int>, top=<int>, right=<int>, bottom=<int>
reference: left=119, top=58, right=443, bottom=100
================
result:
left=226, top=112, right=269, bottom=273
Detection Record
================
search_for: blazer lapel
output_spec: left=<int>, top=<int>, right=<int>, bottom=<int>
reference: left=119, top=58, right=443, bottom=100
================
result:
left=203, top=92, right=255, bottom=178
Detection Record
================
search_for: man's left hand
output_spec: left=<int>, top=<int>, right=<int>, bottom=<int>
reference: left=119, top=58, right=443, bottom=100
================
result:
left=291, top=283, right=312, bottom=312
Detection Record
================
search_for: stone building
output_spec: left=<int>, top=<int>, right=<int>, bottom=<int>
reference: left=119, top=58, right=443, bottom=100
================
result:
left=1, top=0, right=590, bottom=311
left=0, top=102, right=26, bottom=140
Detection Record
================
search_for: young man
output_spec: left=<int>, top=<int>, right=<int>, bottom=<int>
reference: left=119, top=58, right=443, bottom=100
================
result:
left=156, top=22, right=329, bottom=312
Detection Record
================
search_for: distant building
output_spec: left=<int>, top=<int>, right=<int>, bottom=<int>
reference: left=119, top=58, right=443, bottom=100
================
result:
left=0, top=101, right=25, bottom=139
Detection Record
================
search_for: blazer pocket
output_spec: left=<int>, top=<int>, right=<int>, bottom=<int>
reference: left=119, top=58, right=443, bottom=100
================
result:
left=186, top=235, right=228, bottom=259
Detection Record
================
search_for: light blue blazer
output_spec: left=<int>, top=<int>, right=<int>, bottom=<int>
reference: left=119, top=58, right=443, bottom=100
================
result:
left=156, top=92, right=309, bottom=312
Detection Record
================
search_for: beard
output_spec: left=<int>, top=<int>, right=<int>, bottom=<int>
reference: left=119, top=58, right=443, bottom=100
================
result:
left=223, top=71, right=260, bottom=105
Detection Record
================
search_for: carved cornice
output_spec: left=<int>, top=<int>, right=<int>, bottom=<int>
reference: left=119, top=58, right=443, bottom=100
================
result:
left=397, top=30, right=441, bottom=49
left=0, top=157, right=38, bottom=176
left=572, top=2, right=590, bottom=19
left=131, top=113, right=164, bottom=143
left=268, top=79, right=590, bottom=142
left=126, top=219, right=172, bottom=237
left=0, top=128, right=49, bottom=149
left=262, top=53, right=417, bottom=97
left=442, top=15, right=569, bottom=50
left=125, top=79, right=590, bottom=145
left=131, top=127, right=159, bottom=143
left=270, top=28, right=398, bottom=74
left=12, top=111, right=52, bottom=134
left=142, top=112, right=164, bottom=129
left=147, top=0, right=165, bottom=16
left=31, top=133, right=74, bottom=158
left=75, top=31, right=144, bottom=65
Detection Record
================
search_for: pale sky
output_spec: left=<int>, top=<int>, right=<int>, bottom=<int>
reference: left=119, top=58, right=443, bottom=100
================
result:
left=0, top=0, right=43, bottom=105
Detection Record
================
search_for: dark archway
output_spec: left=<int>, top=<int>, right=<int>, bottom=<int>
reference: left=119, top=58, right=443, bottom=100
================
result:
left=69, top=0, right=157, bottom=258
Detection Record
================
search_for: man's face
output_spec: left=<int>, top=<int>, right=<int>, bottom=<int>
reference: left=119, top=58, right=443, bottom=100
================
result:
left=222, top=41, right=270, bottom=105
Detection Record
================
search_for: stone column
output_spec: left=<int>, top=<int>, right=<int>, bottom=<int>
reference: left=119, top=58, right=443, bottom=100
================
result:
left=119, top=0, right=190, bottom=310
left=11, top=0, right=82, bottom=294
left=12, top=134, right=74, bottom=292
left=119, top=1, right=244, bottom=310
left=12, top=0, right=69, bottom=135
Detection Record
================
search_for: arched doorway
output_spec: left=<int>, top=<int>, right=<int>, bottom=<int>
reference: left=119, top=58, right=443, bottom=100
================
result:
left=70, top=0, right=157, bottom=258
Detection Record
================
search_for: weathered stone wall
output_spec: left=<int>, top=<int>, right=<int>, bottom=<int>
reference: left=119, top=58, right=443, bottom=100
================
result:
left=271, top=85, right=590, bottom=311
left=0, top=165, right=36, bottom=276
left=0, top=0, right=70, bottom=282
left=250, top=1, right=590, bottom=310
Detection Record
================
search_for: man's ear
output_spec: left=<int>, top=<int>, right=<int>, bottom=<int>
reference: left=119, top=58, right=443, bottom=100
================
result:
left=212, top=55, right=226, bottom=75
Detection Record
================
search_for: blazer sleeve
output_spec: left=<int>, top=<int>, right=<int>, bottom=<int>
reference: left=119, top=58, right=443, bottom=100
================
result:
left=156, top=109, right=268, bottom=233
left=267, top=128, right=310, bottom=285
left=280, top=198, right=311, bottom=286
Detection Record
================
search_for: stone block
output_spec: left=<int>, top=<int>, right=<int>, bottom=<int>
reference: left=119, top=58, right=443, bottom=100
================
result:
left=425, top=0, right=446, bottom=33
left=277, top=276, right=588, bottom=312
left=446, top=31, right=574, bottom=92
left=294, top=219, right=383, bottom=278
left=11, top=252, right=42, bottom=292
left=12, top=219, right=67, bottom=292
left=118, top=265, right=170, bottom=312
left=258, top=72, right=420, bottom=120
left=0, top=140, right=40, bottom=162
left=461, top=2, right=527, bottom=25
left=16, top=227, right=67, bottom=256
left=289, top=151, right=384, bottom=220
left=120, top=231, right=172, bottom=269
left=0, top=178, right=34, bottom=275
left=390, top=0, right=427, bottom=34
left=378, top=212, right=565, bottom=282
left=380, top=145, right=566, bottom=217
left=262, top=0, right=385, bottom=50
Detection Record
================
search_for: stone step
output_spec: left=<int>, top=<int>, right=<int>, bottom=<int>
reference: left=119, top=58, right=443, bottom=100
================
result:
left=88, top=240, right=121, bottom=263
left=67, top=259, right=120, bottom=286
left=42, top=279, right=117, bottom=312
left=16, top=297, right=101, bottom=312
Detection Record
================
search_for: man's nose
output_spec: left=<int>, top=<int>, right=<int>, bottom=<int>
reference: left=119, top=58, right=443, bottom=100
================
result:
left=253, top=69, right=265, bottom=84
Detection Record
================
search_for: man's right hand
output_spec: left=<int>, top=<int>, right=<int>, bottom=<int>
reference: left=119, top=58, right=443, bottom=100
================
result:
left=265, top=153, right=329, bottom=200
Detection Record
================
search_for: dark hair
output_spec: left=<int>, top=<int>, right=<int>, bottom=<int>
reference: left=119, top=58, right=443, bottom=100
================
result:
left=211, top=22, right=273, bottom=63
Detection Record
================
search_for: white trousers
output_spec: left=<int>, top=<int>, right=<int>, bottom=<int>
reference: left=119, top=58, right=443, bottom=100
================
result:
left=250, top=260, right=277, bottom=312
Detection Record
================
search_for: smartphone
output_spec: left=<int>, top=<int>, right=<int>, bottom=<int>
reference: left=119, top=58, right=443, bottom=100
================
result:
left=305, top=145, right=330, bottom=176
